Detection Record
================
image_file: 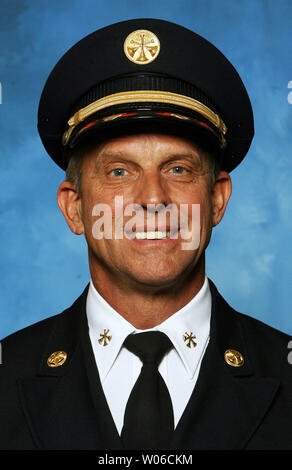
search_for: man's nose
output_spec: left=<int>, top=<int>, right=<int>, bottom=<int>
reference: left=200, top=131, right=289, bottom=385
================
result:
left=135, top=171, right=170, bottom=208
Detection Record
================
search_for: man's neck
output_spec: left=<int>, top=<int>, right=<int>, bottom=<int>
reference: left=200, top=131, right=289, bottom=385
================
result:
left=89, top=256, right=206, bottom=329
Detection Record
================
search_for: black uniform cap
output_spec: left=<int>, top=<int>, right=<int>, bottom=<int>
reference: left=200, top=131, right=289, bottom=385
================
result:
left=37, top=18, right=254, bottom=172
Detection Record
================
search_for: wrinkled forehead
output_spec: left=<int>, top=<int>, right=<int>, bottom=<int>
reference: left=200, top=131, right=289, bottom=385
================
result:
left=77, top=130, right=212, bottom=172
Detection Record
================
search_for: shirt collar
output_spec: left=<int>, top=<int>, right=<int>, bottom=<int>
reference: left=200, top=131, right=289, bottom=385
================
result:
left=86, top=277, right=211, bottom=381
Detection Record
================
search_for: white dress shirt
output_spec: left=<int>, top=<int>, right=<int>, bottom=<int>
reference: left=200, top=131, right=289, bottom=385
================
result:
left=86, top=277, right=211, bottom=435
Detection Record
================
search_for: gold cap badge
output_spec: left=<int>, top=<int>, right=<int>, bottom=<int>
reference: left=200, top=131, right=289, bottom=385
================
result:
left=47, top=350, right=67, bottom=368
left=124, top=29, right=160, bottom=65
left=224, top=349, right=244, bottom=367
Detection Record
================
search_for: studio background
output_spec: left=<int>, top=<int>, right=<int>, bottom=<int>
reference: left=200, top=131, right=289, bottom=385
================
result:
left=1, top=0, right=291, bottom=338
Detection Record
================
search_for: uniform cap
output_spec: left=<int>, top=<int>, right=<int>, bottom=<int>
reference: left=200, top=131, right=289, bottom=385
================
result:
left=37, top=18, right=254, bottom=172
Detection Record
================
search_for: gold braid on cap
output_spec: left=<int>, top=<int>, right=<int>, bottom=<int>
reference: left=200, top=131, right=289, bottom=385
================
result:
left=62, top=90, right=227, bottom=146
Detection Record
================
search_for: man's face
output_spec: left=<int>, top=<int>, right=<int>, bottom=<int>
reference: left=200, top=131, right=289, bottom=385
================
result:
left=61, top=132, right=230, bottom=290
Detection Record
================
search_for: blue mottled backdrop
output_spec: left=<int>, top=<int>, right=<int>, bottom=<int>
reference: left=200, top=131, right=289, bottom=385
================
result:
left=1, top=0, right=291, bottom=338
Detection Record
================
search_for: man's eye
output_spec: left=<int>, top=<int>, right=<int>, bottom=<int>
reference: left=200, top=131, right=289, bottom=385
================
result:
left=170, top=166, right=186, bottom=174
left=110, top=168, right=128, bottom=177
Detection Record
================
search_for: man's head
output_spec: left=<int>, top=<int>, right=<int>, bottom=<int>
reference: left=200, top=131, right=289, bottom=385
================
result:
left=57, top=131, right=231, bottom=291
left=37, top=18, right=252, bottom=297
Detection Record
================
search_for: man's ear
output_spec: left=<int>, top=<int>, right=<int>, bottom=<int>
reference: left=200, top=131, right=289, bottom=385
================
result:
left=57, top=181, right=84, bottom=235
left=211, top=171, right=232, bottom=227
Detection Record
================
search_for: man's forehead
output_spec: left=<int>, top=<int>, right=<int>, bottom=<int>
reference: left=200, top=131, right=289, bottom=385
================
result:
left=95, top=132, right=202, bottom=152
left=85, top=133, right=206, bottom=166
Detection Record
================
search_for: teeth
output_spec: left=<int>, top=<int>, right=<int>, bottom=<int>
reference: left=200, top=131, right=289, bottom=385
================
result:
left=135, top=231, right=170, bottom=239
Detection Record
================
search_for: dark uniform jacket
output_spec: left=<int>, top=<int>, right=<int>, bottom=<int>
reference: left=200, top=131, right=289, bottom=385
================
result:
left=0, top=280, right=291, bottom=450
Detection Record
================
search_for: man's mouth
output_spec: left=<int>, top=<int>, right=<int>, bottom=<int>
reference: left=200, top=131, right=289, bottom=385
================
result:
left=134, top=230, right=171, bottom=240
left=125, top=228, right=180, bottom=240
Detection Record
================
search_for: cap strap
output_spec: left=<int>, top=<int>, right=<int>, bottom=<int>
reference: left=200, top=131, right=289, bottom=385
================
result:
left=63, top=90, right=227, bottom=146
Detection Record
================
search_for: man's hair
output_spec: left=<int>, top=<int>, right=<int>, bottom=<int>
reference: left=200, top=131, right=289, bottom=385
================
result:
left=65, top=147, right=84, bottom=196
left=65, top=133, right=222, bottom=196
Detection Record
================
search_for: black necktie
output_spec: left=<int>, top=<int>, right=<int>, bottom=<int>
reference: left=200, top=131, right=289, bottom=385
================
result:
left=121, top=331, right=174, bottom=450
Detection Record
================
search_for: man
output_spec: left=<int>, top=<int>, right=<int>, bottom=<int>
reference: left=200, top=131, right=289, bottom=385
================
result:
left=1, top=18, right=291, bottom=451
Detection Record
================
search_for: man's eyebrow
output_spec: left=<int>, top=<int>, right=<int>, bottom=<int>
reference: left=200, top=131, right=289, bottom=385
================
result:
left=162, top=152, right=201, bottom=163
left=97, top=151, right=128, bottom=160
left=96, top=150, right=201, bottom=161
left=94, top=151, right=130, bottom=169
left=93, top=149, right=203, bottom=172
left=92, top=150, right=125, bottom=172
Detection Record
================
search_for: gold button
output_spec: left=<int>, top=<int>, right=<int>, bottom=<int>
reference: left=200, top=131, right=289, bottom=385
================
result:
left=124, top=29, right=160, bottom=65
left=47, top=351, right=67, bottom=368
left=224, top=349, right=244, bottom=367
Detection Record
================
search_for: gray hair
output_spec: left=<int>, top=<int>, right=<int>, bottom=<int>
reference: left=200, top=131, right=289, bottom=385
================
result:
left=65, top=149, right=83, bottom=196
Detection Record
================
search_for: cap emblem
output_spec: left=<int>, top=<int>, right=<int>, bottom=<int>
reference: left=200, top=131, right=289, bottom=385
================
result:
left=124, top=29, right=160, bottom=65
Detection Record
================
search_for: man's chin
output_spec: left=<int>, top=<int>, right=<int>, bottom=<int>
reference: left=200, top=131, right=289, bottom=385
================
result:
left=126, top=268, right=188, bottom=291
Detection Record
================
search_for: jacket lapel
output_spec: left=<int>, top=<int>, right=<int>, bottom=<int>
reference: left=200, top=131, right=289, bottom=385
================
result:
left=18, top=285, right=123, bottom=450
left=170, top=280, right=280, bottom=450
